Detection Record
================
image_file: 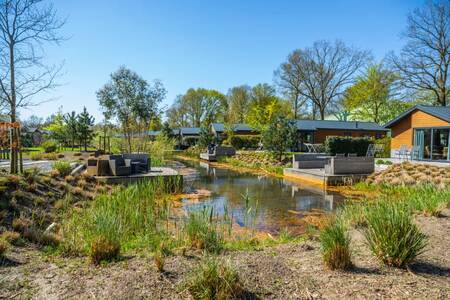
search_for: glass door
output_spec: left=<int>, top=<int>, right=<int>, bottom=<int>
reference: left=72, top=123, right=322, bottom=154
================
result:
left=432, top=128, right=450, bottom=161
left=414, top=129, right=425, bottom=160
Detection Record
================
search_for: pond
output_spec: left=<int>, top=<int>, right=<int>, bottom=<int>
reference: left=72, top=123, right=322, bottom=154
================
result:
left=173, top=159, right=344, bottom=234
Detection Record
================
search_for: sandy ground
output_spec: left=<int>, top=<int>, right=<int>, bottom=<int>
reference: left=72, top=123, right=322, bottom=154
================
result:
left=1, top=209, right=449, bottom=299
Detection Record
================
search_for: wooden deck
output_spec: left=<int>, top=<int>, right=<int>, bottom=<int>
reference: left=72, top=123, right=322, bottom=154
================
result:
left=95, top=167, right=182, bottom=187
left=283, top=168, right=369, bottom=186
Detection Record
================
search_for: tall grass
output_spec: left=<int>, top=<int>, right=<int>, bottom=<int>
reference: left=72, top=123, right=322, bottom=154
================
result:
left=319, top=217, right=352, bottom=270
left=363, top=200, right=427, bottom=268
left=183, top=207, right=225, bottom=253
left=60, top=177, right=181, bottom=262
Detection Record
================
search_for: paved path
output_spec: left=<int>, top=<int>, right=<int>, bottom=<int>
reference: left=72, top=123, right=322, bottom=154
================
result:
left=0, top=160, right=54, bottom=172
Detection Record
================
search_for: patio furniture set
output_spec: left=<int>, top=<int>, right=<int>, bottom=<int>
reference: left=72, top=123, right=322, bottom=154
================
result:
left=87, top=153, right=151, bottom=177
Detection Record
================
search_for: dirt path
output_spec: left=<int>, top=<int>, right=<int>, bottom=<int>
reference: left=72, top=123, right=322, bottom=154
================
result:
left=1, top=211, right=449, bottom=299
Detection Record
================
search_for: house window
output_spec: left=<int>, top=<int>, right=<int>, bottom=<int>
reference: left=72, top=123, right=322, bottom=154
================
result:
left=375, top=133, right=383, bottom=139
left=343, top=132, right=352, bottom=137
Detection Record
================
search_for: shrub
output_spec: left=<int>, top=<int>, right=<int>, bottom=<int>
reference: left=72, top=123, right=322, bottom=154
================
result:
left=0, top=239, right=8, bottom=256
left=320, top=218, right=352, bottom=270
left=226, top=135, right=260, bottom=150
left=1, top=231, right=21, bottom=245
left=12, top=217, right=32, bottom=233
left=325, top=136, right=372, bottom=156
left=374, top=136, right=391, bottom=158
left=42, top=140, right=57, bottom=153
left=53, top=161, right=72, bottom=177
left=183, top=207, right=224, bottom=253
left=90, top=236, right=120, bottom=265
left=363, top=201, right=427, bottom=268
left=181, top=257, right=243, bottom=300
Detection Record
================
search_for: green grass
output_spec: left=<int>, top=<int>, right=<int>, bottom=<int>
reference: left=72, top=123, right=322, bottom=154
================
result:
left=363, top=200, right=427, bottom=268
left=52, top=161, right=72, bottom=177
left=60, top=177, right=182, bottom=260
left=180, top=256, right=244, bottom=300
left=183, top=207, right=225, bottom=254
left=319, top=218, right=352, bottom=270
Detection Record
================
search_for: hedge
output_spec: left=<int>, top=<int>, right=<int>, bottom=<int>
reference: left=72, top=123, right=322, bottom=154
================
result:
left=325, top=136, right=373, bottom=156
left=374, top=137, right=391, bottom=158
left=224, top=135, right=260, bottom=150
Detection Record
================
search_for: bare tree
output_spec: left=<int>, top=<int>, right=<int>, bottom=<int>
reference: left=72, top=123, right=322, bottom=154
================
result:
left=274, top=50, right=308, bottom=119
left=390, top=0, right=450, bottom=106
left=289, top=40, right=370, bottom=120
left=0, top=0, right=64, bottom=173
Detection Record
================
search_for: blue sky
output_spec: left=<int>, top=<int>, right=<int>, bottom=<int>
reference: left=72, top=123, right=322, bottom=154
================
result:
left=24, top=0, right=423, bottom=121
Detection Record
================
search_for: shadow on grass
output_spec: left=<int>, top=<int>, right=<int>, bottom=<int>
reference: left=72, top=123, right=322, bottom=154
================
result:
left=347, top=265, right=381, bottom=275
left=409, top=261, right=450, bottom=277
left=0, top=256, right=23, bottom=267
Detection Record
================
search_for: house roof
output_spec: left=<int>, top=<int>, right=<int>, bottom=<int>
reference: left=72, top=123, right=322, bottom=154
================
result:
left=211, top=123, right=257, bottom=133
left=384, top=105, right=450, bottom=128
left=295, top=120, right=387, bottom=131
left=180, top=127, right=200, bottom=135
left=147, top=130, right=161, bottom=136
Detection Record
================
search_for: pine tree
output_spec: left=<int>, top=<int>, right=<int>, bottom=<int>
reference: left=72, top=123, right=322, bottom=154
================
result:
left=64, top=111, right=79, bottom=150
left=77, top=107, right=95, bottom=151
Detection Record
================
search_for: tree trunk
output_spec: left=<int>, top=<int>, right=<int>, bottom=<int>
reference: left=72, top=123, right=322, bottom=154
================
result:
left=9, top=42, right=18, bottom=174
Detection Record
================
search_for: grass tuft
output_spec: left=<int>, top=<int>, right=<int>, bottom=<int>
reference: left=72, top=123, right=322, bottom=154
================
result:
left=319, top=218, right=352, bottom=270
left=181, top=257, right=244, bottom=300
left=363, top=200, right=427, bottom=268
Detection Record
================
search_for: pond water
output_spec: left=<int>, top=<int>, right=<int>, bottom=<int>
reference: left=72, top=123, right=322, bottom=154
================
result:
left=174, top=159, right=344, bottom=234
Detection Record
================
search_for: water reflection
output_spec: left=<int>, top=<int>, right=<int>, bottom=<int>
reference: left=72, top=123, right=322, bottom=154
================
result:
left=178, top=159, right=343, bottom=233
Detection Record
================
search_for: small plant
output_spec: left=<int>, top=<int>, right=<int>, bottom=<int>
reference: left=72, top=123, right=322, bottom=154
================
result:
left=154, top=248, right=165, bottom=272
left=183, top=207, right=224, bottom=253
left=71, top=187, right=83, bottom=196
left=53, top=161, right=72, bottom=177
left=320, top=218, right=352, bottom=270
left=1, top=231, right=21, bottom=246
left=64, top=175, right=75, bottom=183
left=42, top=140, right=57, bottom=153
left=363, top=200, right=427, bottom=268
left=90, top=236, right=120, bottom=265
left=0, top=239, right=9, bottom=256
left=12, top=217, right=32, bottom=233
left=50, top=169, right=60, bottom=178
left=181, top=257, right=243, bottom=300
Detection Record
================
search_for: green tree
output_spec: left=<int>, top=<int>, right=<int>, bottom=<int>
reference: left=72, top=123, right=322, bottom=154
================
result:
left=44, top=108, right=67, bottom=148
left=246, top=83, right=291, bottom=131
left=343, top=63, right=400, bottom=124
left=97, top=67, right=165, bottom=153
left=161, top=121, right=174, bottom=139
left=262, top=116, right=298, bottom=161
left=64, top=111, right=79, bottom=150
left=77, top=107, right=95, bottom=151
left=198, top=124, right=213, bottom=148
left=226, top=85, right=251, bottom=123
left=181, top=88, right=227, bottom=127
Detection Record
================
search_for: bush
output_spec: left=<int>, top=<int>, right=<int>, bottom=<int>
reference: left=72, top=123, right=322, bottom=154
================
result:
left=183, top=207, right=224, bottom=253
left=325, top=136, right=372, bottom=156
left=363, top=201, right=427, bottom=267
left=374, top=136, right=391, bottom=158
left=42, top=140, right=57, bottom=153
left=90, top=236, right=120, bottom=265
left=320, top=218, right=352, bottom=270
left=1, top=231, right=22, bottom=246
left=226, top=135, right=260, bottom=150
left=53, top=161, right=72, bottom=177
left=181, top=257, right=243, bottom=300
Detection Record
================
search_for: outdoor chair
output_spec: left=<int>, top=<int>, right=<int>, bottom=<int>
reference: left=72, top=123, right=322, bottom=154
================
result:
left=395, top=145, right=410, bottom=160
left=410, top=145, right=420, bottom=160
left=347, top=153, right=357, bottom=157
left=108, top=155, right=132, bottom=176
left=335, top=153, right=345, bottom=158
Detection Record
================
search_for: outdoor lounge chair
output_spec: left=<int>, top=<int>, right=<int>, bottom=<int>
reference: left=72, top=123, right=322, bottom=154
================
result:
left=108, top=155, right=132, bottom=176
left=395, top=145, right=410, bottom=160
